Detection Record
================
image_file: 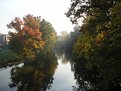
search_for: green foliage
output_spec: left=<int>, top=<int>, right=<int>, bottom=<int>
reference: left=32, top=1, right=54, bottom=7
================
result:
left=9, top=35, right=24, bottom=54
left=40, top=19, right=57, bottom=52
left=67, top=0, right=121, bottom=91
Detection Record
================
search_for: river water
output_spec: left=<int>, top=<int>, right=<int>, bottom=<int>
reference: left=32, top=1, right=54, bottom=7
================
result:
left=0, top=57, right=75, bottom=91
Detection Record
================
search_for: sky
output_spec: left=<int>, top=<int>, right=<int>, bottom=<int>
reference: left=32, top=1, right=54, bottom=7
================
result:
left=0, top=0, right=75, bottom=35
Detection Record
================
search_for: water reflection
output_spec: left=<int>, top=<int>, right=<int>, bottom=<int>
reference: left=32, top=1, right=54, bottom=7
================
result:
left=57, top=52, right=93, bottom=91
left=0, top=52, right=76, bottom=91
left=71, top=59, right=95, bottom=91
left=56, top=53, right=72, bottom=64
left=9, top=52, right=58, bottom=91
left=0, top=67, right=16, bottom=91
left=48, top=55, right=76, bottom=91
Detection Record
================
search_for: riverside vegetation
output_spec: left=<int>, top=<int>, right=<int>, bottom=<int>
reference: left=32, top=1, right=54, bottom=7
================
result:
left=0, top=0, right=121, bottom=91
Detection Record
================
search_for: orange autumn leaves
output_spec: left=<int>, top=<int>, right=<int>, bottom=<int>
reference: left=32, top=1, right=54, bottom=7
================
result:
left=8, top=14, right=45, bottom=50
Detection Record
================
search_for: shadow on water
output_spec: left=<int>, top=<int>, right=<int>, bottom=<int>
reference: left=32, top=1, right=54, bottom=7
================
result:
left=9, top=52, right=58, bottom=91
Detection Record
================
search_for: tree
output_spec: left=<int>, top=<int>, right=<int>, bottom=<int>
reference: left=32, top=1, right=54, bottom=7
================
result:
left=54, top=26, right=81, bottom=56
left=66, top=0, right=119, bottom=23
left=40, top=19, right=57, bottom=53
left=8, top=14, right=44, bottom=60
left=67, top=0, right=121, bottom=91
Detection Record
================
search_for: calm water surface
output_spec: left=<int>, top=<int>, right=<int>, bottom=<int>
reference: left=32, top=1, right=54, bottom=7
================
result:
left=0, top=57, right=75, bottom=91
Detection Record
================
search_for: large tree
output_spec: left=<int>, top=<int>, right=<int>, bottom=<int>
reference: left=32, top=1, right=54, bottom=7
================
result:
left=67, top=0, right=121, bottom=91
left=8, top=14, right=44, bottom=60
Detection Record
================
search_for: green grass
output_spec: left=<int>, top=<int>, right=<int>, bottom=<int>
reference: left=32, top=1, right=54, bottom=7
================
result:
left=0, top=48, right=8, bottom=52
left=0, top=48, right=18, bottom=61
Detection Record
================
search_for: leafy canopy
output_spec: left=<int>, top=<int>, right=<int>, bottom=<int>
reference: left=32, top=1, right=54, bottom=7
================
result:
left=8, top=14, right=45, bottom=60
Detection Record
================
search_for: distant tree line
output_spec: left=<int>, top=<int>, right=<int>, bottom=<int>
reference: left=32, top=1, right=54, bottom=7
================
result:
left=54, top=25, right=81, bottom=56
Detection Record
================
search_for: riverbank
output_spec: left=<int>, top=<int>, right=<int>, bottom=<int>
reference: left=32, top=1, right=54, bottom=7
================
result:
left=0, top=48, right=21, bottom=68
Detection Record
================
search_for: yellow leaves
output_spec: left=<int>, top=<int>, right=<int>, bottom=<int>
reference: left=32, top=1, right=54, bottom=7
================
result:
left=96, top=31, right=106, bottom=45
left=110, top=3, right=121, bottom=26
left=22, top=47, right=35, bottom=60
left=39, top=40, right=45, bottom=46
left=83, top=43, right=91, bottom=51
left=33, top=43, right=39, bottom=49
left=73, top=35, right=92, bottom=59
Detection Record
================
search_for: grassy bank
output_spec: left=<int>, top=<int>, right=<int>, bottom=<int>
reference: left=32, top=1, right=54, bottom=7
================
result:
left=0, top=48, right=21, bottom=68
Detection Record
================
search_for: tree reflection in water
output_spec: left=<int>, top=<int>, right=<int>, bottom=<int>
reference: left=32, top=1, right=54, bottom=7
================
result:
left=71, top=60, right=94, bottom=91
left=9, top=52, right=58, bottom=91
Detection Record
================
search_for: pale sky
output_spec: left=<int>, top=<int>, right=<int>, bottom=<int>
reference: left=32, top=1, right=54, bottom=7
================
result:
left=0, top=0, right=74, bottom=35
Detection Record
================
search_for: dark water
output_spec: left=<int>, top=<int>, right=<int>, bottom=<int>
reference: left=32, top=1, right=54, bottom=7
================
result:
left=0, top=56, right=75, bottom=91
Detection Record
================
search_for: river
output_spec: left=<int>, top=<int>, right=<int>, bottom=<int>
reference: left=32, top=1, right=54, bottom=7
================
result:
left=0, top=56, right=76, bottom=91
